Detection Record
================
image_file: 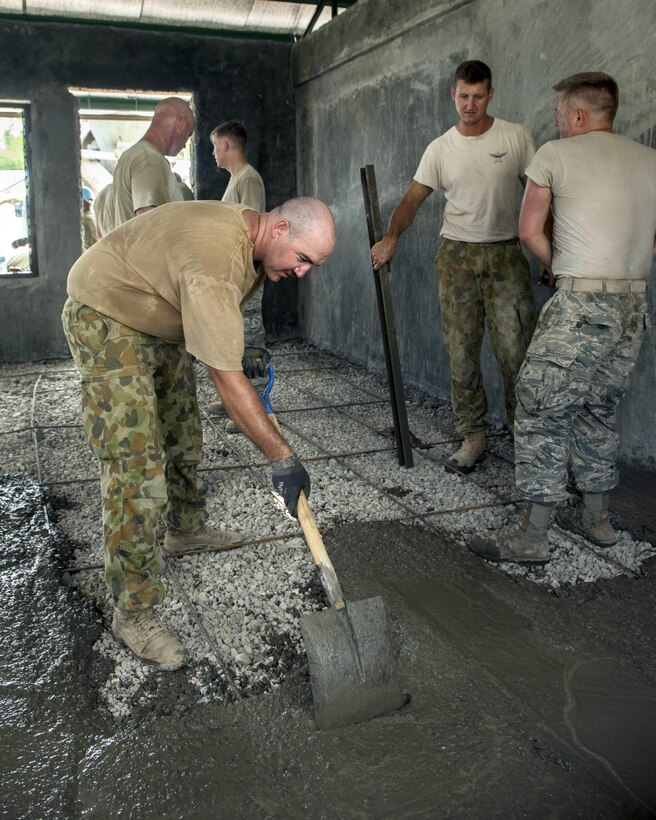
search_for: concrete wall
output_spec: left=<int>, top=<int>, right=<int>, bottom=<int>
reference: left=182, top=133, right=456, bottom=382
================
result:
left=293, top=0, right=656, bottom=467
left=0, top=18, right=297, bottom=361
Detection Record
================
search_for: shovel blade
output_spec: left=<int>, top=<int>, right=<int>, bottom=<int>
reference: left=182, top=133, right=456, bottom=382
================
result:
left=300, top=596, right=404, bottom=730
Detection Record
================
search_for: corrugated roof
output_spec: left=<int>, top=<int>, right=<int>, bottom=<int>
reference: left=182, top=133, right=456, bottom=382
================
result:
left=0, top=0, right=356, bottom=38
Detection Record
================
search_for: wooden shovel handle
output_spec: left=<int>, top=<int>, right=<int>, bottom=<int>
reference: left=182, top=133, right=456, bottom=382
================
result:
left=269, top=413, right=346, bottom=610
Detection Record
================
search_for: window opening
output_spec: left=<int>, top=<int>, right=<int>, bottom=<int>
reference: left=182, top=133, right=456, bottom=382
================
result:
left=0, top=102, right=36, bottom=277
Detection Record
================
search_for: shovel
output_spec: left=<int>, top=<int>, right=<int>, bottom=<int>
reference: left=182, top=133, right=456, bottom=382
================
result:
left=261, top=363, right=405, bottom=729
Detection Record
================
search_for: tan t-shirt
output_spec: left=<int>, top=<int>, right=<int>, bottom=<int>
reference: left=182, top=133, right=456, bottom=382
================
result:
left=94, top=183, right=116, bottom=237
left=82, top=212, right=97, bottom=251
left=67, top=201, right=264, bottom=371
left=112, top=140, right=183, bottom=226
left=526, top=131, right=656, bottom=280
left=414, top=118, right=535, bottom=242
left=222, top=163, right=266, bottom=212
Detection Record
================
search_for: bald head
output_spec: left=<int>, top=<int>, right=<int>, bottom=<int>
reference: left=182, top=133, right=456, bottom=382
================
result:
left=145, top=97, right=196, bottom=157
left=154, top=97, right=195, bottom=125
left=274, top=196, right=336, bottom=247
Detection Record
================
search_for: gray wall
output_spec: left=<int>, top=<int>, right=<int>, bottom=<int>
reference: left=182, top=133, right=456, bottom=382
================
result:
left=0, top=18, right=297, bottom=361
left=293, top=0, right=656, bottom=468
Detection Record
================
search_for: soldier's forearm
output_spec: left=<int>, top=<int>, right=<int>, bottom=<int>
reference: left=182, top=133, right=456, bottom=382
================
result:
left=208, top=367, right=292, bottom=462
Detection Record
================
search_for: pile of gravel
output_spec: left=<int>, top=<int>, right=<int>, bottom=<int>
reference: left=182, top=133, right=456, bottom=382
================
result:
left=1, top=340, right=654, bottom=720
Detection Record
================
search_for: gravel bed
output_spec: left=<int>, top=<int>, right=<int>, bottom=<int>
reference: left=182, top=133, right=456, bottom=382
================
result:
left=342, top=451, right=499, bottom=513
left=282, top=406, right=391, bottom=453
left=2, top=339, right=655, bottom=722
left=284, top=368, right=377, bottom=405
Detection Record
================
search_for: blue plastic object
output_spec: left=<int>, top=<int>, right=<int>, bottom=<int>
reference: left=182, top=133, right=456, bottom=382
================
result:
left=259, top=361, right=275, bottom=414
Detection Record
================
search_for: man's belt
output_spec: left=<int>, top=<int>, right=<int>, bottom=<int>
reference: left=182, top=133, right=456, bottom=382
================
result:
left=556, top=277, right=647, bottom=294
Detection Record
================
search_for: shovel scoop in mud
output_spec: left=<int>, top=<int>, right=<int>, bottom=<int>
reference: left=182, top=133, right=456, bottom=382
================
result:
left=264, top=366, right=404, bottom=729
left=295, top=492, right=405, bottom=730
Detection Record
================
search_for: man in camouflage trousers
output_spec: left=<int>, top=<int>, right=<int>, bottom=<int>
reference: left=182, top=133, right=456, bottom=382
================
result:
left=469, top=72, right=656, bottom=564
left=62, top=197, right=336, bottom=670
left=371, top=60, right=536, bottom=473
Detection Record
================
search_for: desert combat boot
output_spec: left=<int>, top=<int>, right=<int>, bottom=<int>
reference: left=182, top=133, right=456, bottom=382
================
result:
left=446, top=432, right=486, bottom=475
left=556, top=492, right=619, bottom=547
left=112, top=608, right=188, bottom=671
left=468, top=501, right=554, bottom=564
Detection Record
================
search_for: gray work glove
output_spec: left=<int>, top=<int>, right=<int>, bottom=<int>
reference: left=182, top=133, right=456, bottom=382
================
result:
left=271, top=454, right=310, bottom=518
left=242, top=346, right=272, bottom=380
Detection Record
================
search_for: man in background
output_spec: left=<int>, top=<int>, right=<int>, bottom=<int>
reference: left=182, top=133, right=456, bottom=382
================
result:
left=82, top=186, right=97, bottom=250
left=371, top=60, right=536, bottom=474
left=112, top=97, right=195, bottom=225
left=93, top=183, right=115, bottom=238
left=209, top=120, right=268, bottom=422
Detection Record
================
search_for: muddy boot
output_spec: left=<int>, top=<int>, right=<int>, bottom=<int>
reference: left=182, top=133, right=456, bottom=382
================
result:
left=468, top=502, right=554, bottom=564
left=163, top=525, right=240, bottom=555
left=445, top=432, right=486, bottom=475
left=207, top=399, right=226, bottom=415
left=111, top=608, right=188, bottom=671
left=557, top=492, right=619, bottom=547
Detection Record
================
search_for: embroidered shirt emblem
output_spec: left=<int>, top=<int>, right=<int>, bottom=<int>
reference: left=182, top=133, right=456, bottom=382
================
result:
left=489, top=151, right=507, bottom=163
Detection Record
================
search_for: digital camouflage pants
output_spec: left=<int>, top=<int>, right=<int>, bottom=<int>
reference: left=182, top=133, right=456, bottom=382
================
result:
left=436, top=238, right=537, bottom=434
left=514, top=289, right=648, bottom=502
left=243, top=287, right=266, bottom=348
left=62, top=298, right=206, bottom=611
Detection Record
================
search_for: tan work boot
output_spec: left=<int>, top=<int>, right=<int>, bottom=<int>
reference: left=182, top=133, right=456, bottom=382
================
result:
left=111, top=608, right=188, bottom=671
left=163, top=525, right=240, bottom=555
left=207, top=399, right=226, bottom=415
left=468, top=502, right=554, bottom=564
left=557, top=492, right=619, bottom=547
left=446, top=432, right=486, bottom=475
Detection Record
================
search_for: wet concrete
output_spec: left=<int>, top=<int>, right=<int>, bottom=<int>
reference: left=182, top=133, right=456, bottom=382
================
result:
left=2, top=473, right=656, bottom=818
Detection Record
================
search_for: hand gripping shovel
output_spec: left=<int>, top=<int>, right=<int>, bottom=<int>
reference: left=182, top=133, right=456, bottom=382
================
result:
left=261, top=363, right=405, bottom=729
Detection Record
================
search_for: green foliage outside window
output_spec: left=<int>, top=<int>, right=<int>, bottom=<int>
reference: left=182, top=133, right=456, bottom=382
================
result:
left=0, top=129, right=25, bottom=170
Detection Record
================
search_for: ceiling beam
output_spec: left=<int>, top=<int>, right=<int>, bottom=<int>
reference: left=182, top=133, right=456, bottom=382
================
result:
left=265, top=0, right=356, bottom=6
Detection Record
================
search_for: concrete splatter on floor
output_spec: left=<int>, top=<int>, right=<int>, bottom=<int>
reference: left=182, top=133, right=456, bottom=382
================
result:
left=1, top=341, right=656, bottom=817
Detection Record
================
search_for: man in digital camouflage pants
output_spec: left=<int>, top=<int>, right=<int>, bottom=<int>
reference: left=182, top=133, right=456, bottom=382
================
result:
left=469, top=72, right=656, bottom=564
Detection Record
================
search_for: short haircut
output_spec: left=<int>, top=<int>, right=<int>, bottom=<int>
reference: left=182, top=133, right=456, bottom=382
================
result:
left=210, top=120, right=247, bottom=150
left=454, top=60, right=492, bottom=90
left=553, top=72, right=619, bottom=121
left=272, top=196, right=336, bottom=243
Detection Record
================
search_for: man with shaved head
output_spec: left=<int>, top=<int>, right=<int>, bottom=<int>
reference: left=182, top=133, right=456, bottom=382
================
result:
left=111, top=96, right=196, bottom=227
left=62, top=195, right=336, bottom=671
left=469, top=72, right=656, bottom=565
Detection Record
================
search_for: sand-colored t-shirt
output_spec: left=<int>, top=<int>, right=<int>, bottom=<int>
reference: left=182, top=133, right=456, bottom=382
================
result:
left=222, top=163, right=266, bottom=212
left=82, top=212, right=97, bottom=251
left=414, top=118, right=534, bottom=242
left=526, top=131, right=656, bottom=280
left=94, top=183, right=116, bottom=237
left=67, top=201, right=264, bottom=371
left=112, top=140, right=183, bottom=226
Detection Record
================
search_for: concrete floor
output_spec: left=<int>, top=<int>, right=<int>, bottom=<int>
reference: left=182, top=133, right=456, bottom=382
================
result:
left=1, top=342, right=655, bottom=818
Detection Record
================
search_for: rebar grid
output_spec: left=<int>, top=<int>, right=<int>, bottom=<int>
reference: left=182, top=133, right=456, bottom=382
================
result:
left=9, top=343, right=640, bottom=697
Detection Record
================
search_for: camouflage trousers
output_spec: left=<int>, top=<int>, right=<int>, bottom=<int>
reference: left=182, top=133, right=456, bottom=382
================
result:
left=61, top=298, right=205, bottom=611
left=514, top=289, right=648, bottom=502
left=436, top=238, right=536, bottom=434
